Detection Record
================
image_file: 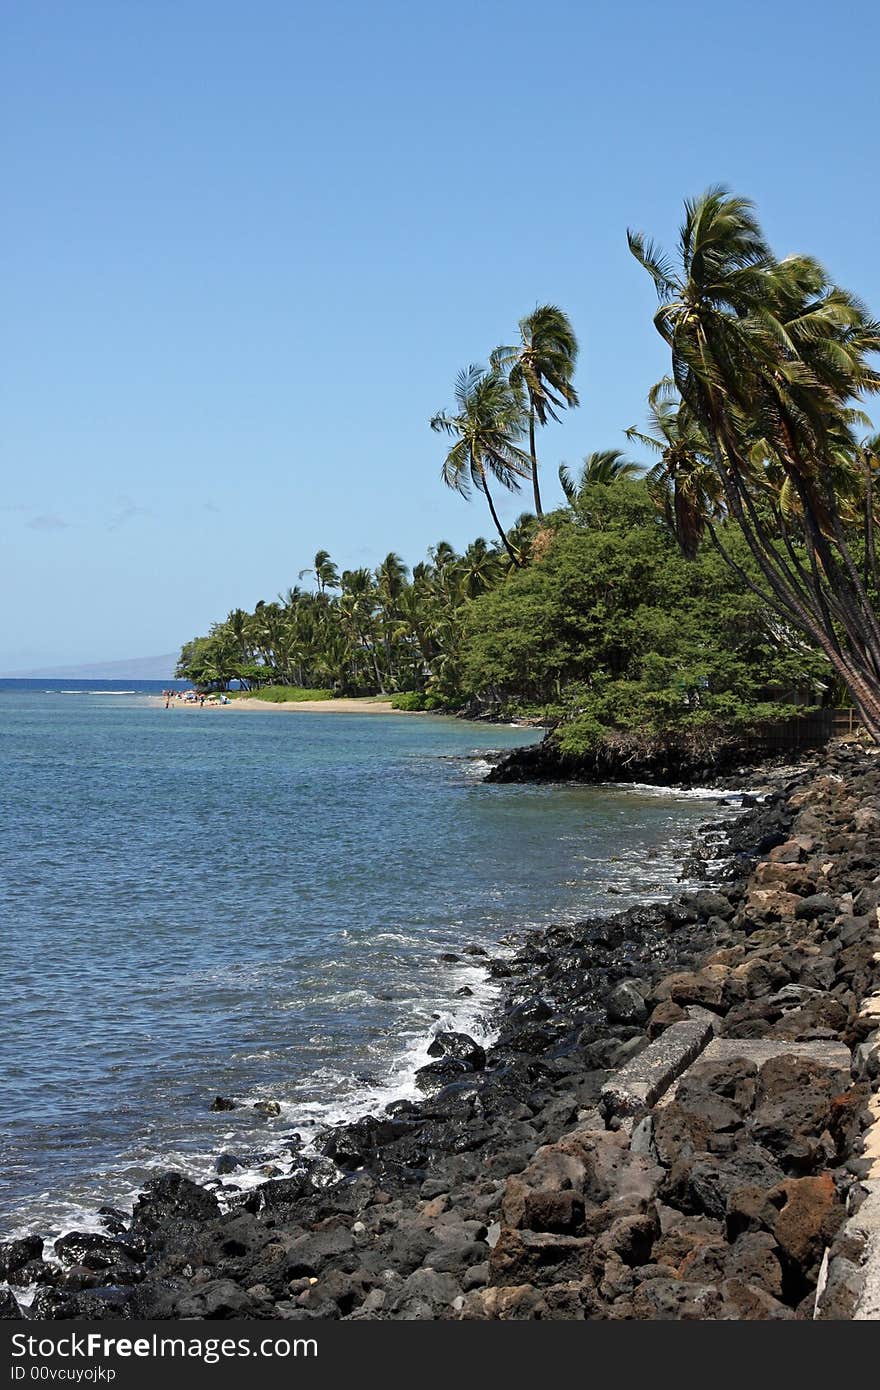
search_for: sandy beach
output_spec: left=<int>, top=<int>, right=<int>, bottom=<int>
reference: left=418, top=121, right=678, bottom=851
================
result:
left=155, top=694, right=415, bottom=714
left=231, top=695, right=407, bottom=713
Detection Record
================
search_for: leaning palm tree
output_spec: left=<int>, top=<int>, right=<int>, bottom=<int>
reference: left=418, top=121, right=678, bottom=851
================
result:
left=431, top=365, right=531, bottom=566
left=491, top=305, right=579, bottom=517
left=558, top=449, right=642, bottom=505
left=856, top=434, right=880, bottom=593
left=628, top=186, right=880, bottom=735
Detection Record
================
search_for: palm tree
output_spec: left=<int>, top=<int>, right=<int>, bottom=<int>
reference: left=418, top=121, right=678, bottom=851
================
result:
left=299, top=549, right=340, bottom=596
left=629, top=186, right=880, bottom=735
left=624, top=384, right=723, bottom=559
left=428, top=541, right=458, bottom=575
left=375, top=552, right=408, bottom=608
left=431, top=365, right=531, bottom=566
left=374, top=553, right=409, bottom=686
left=458, top=537, right=503, bottom=598
left=492, top=305, right=579, bottom=517
left=226, top=608, right=254, bottom=664
left=558, top=449, right=642, bottom=505
left=502, top=512, right=540, bottom=570
left=340, top=567, right=382, bottom=689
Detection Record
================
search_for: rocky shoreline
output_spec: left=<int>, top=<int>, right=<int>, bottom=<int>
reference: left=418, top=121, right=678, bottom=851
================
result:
left=483, top=728, right=824, bottom=789
left=2, top=743, right=879, bottom=1321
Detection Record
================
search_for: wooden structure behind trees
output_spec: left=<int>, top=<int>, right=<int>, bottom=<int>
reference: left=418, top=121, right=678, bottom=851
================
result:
left=745, top=707, right=863, bottom=752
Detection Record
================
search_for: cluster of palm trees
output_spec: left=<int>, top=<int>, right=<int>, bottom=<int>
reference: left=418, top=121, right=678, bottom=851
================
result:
left=627, top=187, right=880, bottom=736
left=181, top=189, right=880, bottom=728
left=180, top=301, right=640, bottom=696
left=431, top=305, right=581, bottom=561
left=177, top=435, right=640, bottom=695
left=176, top=539, right=533, bottom=695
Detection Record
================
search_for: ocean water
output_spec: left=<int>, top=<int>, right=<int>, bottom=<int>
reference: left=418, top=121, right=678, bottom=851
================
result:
left=0, top=683, right=729, bottom=1239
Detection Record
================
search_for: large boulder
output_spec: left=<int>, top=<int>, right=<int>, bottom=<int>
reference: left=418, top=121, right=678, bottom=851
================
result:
left=0, top=1289, right=23, bottom=1319
left=715, top=1278, right=794, bottom=1320
left=415, top=1058, right=479, bottom=1091
left=130, top=1172, right=220, bottom=1236
left=724, top=1232, right=784, bottom=1297
left=606, top=981, right=649, bottom=1026
left=389, top=1268, right=463, bottom=1318
left=0, top=1235, right=43, bottom=1281
left=747, top=1054, right=846, bottom=1172
left=28, top=1286, right=133, bottom=1320
left=53, top=1232, right=144, bottom=1284
left=174, top=1279, right=277, bottom=1320
left=630, top=1278, right=722, bottom=1319
left=769, top=1174, right=845, bottom=1281
left=662, top=1144, right=784, bottom=1220
left=427, top=1032, right=486, bottom=1069
left=286, top=1225, right=356, bottom=1278
left=744, top=888, right=803, bottom=923
left=489, top=1228, right=592, bottom=1284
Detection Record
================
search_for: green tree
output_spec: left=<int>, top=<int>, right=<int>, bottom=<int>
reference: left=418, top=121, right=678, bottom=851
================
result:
left=492, top=305, right=579, bottom=517
left=299, top=548, right=340, bottom=596
left=431, top=365, right=532, bottom=566
left=628, top=186, right=880, bottom=734
left=460, top=480, right=829, bottom=741
left=625, top=383, right=724, bottom=559
left=558, top=450, right=642, bottom=506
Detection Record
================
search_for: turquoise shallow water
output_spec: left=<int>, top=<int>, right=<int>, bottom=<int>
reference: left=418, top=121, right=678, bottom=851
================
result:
left=0, top=686, right=725, bottom=1237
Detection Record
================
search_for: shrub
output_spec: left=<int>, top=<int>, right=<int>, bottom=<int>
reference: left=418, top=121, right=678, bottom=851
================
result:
left=391, top=691, right=427, bottom=710
left=229, top=685, right=333, bottom=703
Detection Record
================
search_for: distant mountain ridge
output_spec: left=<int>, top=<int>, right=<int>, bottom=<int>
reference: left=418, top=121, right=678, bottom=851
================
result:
left=1, top=653, right=179, bottom=680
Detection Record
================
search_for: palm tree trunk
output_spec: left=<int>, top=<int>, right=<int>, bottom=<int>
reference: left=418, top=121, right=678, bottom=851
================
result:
left=707, top=524, right=880, bottom=738
left=481, top=472, right=521, bottom=567
left=708, top=395, right=880, bottom=674
left=529, top=408, right=543, bottom=517
left=865, top=466, right=877, bottom=593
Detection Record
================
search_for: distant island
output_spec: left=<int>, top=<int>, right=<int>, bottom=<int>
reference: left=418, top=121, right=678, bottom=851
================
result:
left=1, top=653, right=179, bottom=681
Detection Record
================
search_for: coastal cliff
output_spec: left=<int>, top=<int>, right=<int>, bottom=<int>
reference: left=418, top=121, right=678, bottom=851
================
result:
left=3, top=744, right=879, bottom=1321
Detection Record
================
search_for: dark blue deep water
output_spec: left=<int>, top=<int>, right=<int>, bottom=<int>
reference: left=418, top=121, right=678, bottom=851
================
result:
left=0, top=683, right=725, bottom=1237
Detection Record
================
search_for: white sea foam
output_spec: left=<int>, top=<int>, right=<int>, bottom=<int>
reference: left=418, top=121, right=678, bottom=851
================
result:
left=606, top=780, right=750, bottom=801
left=464, top=758, right=493, bottom=777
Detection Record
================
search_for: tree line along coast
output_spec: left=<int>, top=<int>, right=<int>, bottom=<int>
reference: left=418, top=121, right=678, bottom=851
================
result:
left=177, top=188, right=880, bottom=775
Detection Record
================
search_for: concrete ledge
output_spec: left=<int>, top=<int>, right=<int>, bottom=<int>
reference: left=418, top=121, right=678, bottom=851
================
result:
left=853, top=1191, right=880, bottom=1320
left=853, top=986, right=880, bottom=1319
left=600, top=1015, right=714, bottom=1122
left=655, top=1038, right=852, bottom=1110
left=817, top=984, right=880, bottom=1320
left=699, top=1038, right=852, bottom=1071
left=839, top=1182, right=880, bottom=1321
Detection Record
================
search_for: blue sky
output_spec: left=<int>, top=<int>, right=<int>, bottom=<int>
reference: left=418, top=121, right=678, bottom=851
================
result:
left=3, top=0, right=879, bottom=670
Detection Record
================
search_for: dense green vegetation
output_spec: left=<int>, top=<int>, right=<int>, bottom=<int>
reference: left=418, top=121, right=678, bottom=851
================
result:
left=226, top=685, right=332, bottom=703
left=462, top=482, right=828, bottom=751
left=627, top=189, right=880, bottom=736
left=179, top=188, right=880, bottom=756
left=176, top=537, right=529, bottom=697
